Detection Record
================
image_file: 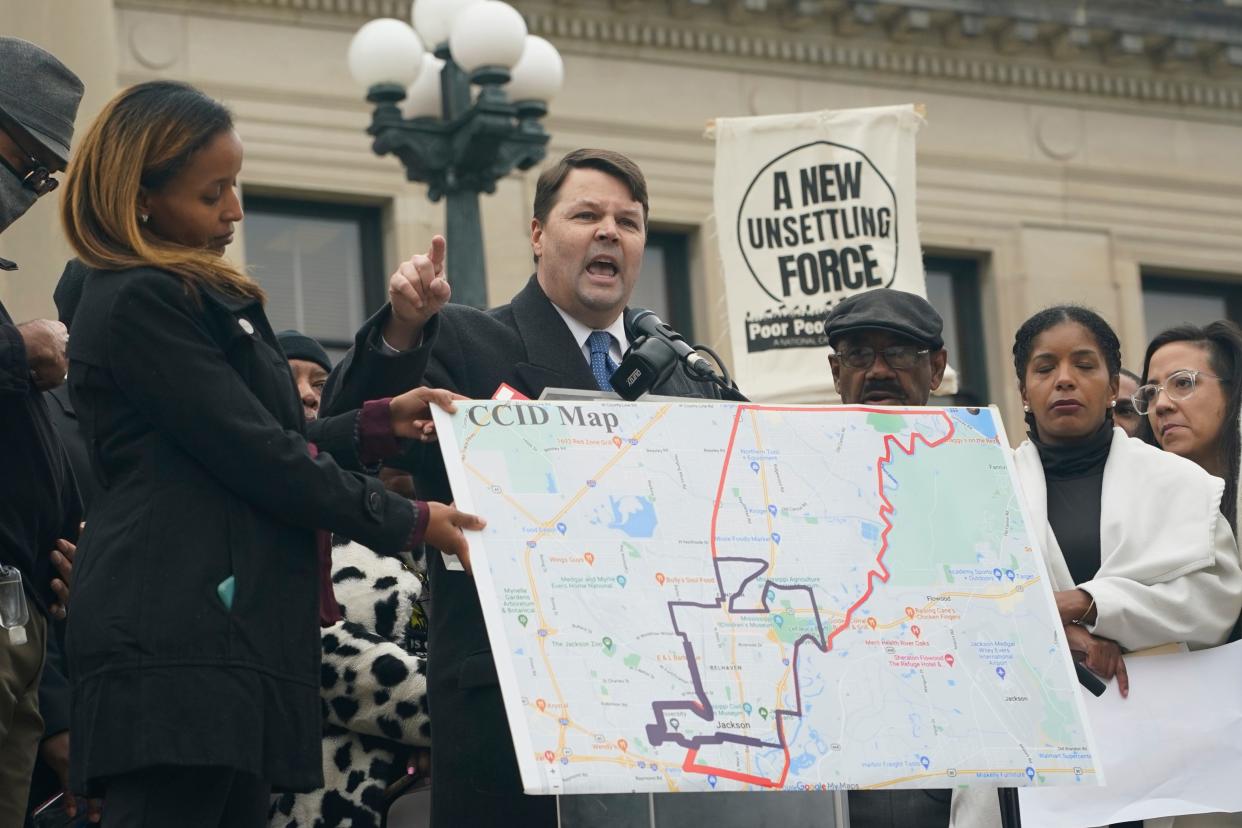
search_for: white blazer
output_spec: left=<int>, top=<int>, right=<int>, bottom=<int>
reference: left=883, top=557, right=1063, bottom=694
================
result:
left=951, top=428, right=1242, bottom=828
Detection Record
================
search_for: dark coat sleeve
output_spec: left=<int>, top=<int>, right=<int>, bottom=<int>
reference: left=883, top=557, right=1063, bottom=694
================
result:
left=306, top=409, right=363, bottom=470
left=0, top=317, right=30, bottom=395
left=322, top=305, right=440, bottom=416
left=105, top=275, right=416, bottom=554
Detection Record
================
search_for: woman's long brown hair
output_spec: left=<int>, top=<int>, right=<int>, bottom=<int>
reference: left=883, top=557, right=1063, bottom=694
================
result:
left=61, top=80, right=263, bottom=301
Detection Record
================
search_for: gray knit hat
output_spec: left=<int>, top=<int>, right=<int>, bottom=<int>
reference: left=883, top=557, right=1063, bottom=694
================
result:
left=0, top=37, right=84, bottom=164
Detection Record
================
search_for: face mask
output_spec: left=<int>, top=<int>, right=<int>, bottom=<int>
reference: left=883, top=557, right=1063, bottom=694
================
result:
left=0, top=167, right=38, bottom=233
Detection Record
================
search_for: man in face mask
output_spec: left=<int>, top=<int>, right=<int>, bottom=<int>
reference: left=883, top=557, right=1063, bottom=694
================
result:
left=824, top=288, right=951, bottom=828
left=0, top=36, right=85, bottom=823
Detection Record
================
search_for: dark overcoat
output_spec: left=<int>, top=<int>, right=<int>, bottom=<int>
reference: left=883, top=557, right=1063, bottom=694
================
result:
left=65, top=266, right=419, bottom=794
left=324, top=276, right=722, bottom=826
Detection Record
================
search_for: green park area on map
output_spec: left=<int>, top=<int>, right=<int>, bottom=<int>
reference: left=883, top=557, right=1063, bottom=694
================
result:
left=432, top=401, right=1099, bottom=796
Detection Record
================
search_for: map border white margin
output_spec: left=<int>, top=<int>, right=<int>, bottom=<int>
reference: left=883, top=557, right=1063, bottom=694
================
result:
left=432, top=401, right=1103, bottom=794
left=432, top=404, right=555, bottom=795
left=989, top=404, right=1105, bottom=787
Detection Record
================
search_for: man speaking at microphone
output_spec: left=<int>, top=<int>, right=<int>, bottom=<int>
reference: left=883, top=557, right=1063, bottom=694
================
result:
left=323, top=148, right=723, bottom=827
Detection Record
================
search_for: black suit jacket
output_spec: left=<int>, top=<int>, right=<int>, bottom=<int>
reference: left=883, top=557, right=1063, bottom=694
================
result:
left=323, top=276, right=722, bottom=825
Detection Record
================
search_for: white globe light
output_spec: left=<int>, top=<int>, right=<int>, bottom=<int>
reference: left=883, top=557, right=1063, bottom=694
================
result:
left=348, top=18, right=425, bottom=88
left=449, top=1, right=528, bottom=73
left=506, top=36, right=563, bottom=102
left=401, top=53, right=445, bottom=118
left=412, top=0, right=480, bottom=49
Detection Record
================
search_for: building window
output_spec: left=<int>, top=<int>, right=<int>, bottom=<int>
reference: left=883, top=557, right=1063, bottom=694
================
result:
left=242, top=195, right=385, bottom=361
left=924, top=256, right=988, bottom=405
left=632, top=231, right=695, bottom=340
left=1142, top=272, right=1242, bottom=341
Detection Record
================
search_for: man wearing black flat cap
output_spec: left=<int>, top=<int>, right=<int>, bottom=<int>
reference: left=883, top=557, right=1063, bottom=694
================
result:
left=826, top=288, right=948, bottom=410
left=825, top=287, right=950, bottom=828
left=0, top=36, right=85, bottom=824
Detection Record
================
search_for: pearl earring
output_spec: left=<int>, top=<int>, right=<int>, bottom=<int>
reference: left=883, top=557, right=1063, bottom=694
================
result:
left=1110, top=400, right=1117, bottom=408
left=139, top=214, right=149, bottom=225
left=1023, top=404, right=1031, bottom=413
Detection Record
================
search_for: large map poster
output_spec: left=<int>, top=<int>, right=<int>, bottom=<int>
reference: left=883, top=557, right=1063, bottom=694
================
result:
left=433, top=401, right=1099, bottom=796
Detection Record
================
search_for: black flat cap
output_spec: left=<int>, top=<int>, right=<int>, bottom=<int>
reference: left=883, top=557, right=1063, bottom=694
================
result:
left=277, top=330, right=332, bottom=373
left=824, top=289, right=944, bottom=350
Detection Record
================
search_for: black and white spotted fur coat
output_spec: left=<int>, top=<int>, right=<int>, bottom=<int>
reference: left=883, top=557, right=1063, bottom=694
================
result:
left=269, top=541, right=431, bottom=828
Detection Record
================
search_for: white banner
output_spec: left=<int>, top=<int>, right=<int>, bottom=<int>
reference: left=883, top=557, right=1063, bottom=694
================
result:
left=713, top=105, right=927, bottom=402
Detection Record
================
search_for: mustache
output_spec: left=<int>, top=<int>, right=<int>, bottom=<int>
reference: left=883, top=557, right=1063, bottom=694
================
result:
left=861, top=380, right=905, bottom=400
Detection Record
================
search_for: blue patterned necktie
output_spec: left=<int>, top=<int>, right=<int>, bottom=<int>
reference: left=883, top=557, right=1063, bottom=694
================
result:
left=587, top=330, right=618, bottom=392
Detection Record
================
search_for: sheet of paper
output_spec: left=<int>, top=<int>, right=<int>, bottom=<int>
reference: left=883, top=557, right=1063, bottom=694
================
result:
left=1020, top=640, right=1242, bottom=826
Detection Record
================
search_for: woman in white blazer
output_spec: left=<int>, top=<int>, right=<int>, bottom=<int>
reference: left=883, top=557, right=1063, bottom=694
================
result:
left=951, top=306, right=1242, bottom=828
left=1133, top=322, right=1242, bottom=828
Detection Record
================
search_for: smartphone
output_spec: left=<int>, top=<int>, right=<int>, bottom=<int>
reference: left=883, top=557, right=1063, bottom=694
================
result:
left=30, top=792, right=92, bottom=828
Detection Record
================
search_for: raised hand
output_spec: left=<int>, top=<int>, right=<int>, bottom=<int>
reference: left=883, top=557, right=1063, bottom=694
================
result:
left=382, top=235, right=451, bottom=350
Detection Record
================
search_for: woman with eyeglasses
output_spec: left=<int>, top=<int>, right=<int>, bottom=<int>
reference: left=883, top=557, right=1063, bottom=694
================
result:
left=1139, top=322, right=1242, bottom=657
left=1131, top=326, right=1242, bottom=828
left=1137, top=323, right=1242, bottom=532
left=951, top=305, right=1242, bottom=828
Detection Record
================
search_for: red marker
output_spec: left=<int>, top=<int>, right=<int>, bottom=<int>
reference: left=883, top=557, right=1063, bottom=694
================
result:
left=655, top=572, right=666, bottom=586
left=618, top=739, right=629, bottom=752
left=584, top=552, right=595, bottom=566
left=536, top=698, right=547, bottom=712
left=911, top=625, right=921, bottom=639
left=905, top=607, right=916, bottom=619
left=545, top=750, right=555, bottom=763
left=944, top=654, right=955, bottom=667
left=866, top=618, right=877, bottom=630
left=612, top=436, right=623, bottom=448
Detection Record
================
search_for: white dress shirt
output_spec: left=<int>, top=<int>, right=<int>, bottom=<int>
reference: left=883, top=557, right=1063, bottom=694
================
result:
left=549, top=303, right=629, bottom=369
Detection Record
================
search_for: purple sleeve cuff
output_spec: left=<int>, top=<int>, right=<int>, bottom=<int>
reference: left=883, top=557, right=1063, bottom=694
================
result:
left=358, top=397, right=400, bottom=466
left=406, top=499, right=431, bottom=550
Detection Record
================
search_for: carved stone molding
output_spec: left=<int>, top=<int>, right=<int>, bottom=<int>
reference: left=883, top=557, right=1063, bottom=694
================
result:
left=118, top=0, right=1242, bottom=114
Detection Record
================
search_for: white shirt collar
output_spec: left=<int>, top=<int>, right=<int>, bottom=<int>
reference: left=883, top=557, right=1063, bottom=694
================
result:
left=550, top=302, right=629, bottom=367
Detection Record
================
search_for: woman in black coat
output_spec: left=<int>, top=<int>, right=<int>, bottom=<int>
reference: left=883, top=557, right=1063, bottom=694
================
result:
left=59, top=81, right=482, bottom=828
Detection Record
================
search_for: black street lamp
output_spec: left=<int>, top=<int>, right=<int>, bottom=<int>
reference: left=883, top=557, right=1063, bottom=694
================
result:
left=349, top=2, right=564, bottom=308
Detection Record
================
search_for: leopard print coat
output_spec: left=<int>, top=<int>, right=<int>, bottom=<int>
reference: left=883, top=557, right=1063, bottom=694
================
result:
left=268, top=541, right=431, bottom=828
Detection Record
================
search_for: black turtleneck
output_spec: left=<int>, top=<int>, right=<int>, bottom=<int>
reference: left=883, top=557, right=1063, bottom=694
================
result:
left=1031, top=420, right=1114, bottom=587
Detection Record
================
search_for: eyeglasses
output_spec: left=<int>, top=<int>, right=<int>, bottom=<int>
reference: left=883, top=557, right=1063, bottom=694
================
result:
left=0, top=123, right=59, bottom=197
left=834, top=345, right=930, bottom=372
left=1132, top=369, right=1227, bottom=415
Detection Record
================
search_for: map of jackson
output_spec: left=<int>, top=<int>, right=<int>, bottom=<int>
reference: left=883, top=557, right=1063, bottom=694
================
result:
left=433, top=402, right=1099, bottom=796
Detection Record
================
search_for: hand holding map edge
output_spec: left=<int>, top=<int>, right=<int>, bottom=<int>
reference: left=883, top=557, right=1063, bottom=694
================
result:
left=426, top=501, right=485, bottom=576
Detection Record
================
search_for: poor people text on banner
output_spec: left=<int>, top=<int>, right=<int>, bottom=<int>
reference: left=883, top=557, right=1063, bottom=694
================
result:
left=713, top=105, right=927, bottom=401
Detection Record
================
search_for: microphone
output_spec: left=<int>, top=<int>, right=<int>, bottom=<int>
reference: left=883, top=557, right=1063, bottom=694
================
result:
left=609, top=308, right=721, bottom=401
left=623, top=309, right=718, bottom=380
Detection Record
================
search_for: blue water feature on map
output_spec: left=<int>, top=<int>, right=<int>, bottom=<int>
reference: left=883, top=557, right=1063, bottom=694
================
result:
left=859, top=521, right=880, bottom=542
left=607, top=496, right=658, bottom=537
left=954, top=408, right=998, bottom=439
left=545, top=472, right=558, bottom=493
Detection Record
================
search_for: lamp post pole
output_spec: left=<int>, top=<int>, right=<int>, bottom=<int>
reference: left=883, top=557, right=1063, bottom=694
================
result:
left=350, top=4, right=564, bottom=309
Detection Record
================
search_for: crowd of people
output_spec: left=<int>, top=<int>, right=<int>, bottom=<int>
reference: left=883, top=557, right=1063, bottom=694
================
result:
left=1, top=34, right=1240, bottom=828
